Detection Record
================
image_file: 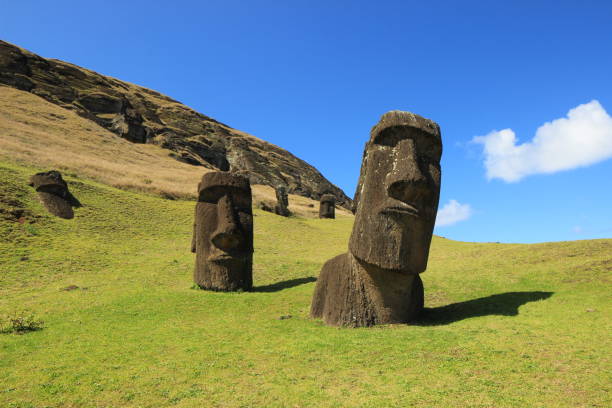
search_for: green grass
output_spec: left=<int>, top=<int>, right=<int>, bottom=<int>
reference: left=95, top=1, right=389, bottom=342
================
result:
left=0, top=160, right=610, bottom=407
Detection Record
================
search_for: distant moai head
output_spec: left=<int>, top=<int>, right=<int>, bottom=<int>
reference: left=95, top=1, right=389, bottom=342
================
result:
left=319, top=194, right=336, bottom=219
left=193, top=172, right=253, bottom=291
left=275, top=186, right=287, bottom=205
left=274, top=185, right=290, bottom=216
left=28, top=170, right=80, bottom=219
left=349, top=111, right=442, bottom=273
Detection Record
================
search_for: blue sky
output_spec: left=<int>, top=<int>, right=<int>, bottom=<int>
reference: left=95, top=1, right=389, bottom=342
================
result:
left=2, top=1, right=611, bottom=243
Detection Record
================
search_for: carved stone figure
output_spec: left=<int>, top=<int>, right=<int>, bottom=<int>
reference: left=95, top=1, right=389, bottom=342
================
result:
left=319, top=194, right=335, bottom=219
left=311, top=111, right=442, bottom=326
left=28, top=170, right=81, bottom=219
left=274, top=185, right=290, bottom=216
left=191, top=172, right=253, bottom=291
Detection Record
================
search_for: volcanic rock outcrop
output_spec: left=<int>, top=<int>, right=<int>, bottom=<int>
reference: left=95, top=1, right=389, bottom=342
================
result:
left=311, top=111, right=442, bottom=327
left=319, top=194, right=335, bottom=219
left=191, top=172, right=253, bottom=291
left=28, top=170, right=80, bottom=219
left=0, top=40, right=351, bottom=208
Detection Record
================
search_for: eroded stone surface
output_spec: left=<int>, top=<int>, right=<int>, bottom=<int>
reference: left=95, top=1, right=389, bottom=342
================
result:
left=311, top=111, right=442, bottom=326
left=274, top=186, right=290, bottom=217
left=28, top=170, right=80, bottom=219
left=191, top=172, right=253, bottom=291
left=319, top=194, right=335, bottom=219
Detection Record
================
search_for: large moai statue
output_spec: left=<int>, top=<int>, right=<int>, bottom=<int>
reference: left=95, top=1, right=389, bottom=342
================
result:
left=191, top=172, right=254, bottom=291
left=274, top=185, right=290, bottom=216
left=28, top=170, right=81, bottom=219
left=319, top=194, right=335, bottom=219
left=311, top=111, right=442, bottom=327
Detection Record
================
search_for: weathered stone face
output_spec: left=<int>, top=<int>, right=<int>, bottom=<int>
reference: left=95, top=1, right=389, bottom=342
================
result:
left=274, top=185, right=290, bottom=217
left=28, top=170, right=80, bottom=219
left=310, top=111, right=442, bottom=327
left=192, top=172, right=253, bottom=291
left=349, top=111, right=442, bottom=273
left=319, top=194, right=335, bottom=219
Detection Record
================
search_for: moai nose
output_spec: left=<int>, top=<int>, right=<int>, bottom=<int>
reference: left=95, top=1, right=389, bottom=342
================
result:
left=211, top=194, right=243, bottom=251
left=386, top=138, right=428, bottom=203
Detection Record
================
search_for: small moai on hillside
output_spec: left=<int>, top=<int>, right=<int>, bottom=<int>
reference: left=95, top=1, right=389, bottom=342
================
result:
left=274, top=185, right=290, bottom=217
left=28, top=170, right=81, bottom=219
left=319, top=194, right=335, bottom=219
left=311, top=110, right=442, bottom=327
left=191, top=171, right=253, bottom=291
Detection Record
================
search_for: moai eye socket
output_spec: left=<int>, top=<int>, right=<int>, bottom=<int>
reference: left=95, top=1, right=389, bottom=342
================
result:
left=198, top=186, right=225, bottom=203
left=373, top=126, right=408, bottom=147
left=199, top=186, right=251, bottom=210
left=374, top=127, right=441, bottom=163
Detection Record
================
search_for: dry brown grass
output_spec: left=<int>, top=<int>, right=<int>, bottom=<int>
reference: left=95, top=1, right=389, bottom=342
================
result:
left=0, top=86, right=351, bottom=218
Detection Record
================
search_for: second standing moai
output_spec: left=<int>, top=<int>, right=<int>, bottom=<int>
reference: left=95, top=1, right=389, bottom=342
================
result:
left=319, top=194, right=335, bottom=219
left=191, top=172, right=254, bottom=291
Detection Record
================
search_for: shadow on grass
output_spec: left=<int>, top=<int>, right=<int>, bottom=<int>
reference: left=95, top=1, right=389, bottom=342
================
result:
left=414, top=291, right=554, bottom=326
left=253, top=276, right=317, bottom=292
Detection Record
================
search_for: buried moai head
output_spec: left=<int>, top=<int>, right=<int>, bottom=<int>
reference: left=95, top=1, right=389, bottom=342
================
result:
left=319, top=194, right=335, bottom=219
left=28, top=170, right=81, bottom=219
left=192, top=172, right=253, bottom=291
left=349, top=111, right=442, bottom=274
left=274, top=185, right=290, bottom=216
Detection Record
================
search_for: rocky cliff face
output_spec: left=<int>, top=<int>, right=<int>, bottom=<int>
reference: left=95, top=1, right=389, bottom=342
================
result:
left=0, top=40, right=351, bottom=208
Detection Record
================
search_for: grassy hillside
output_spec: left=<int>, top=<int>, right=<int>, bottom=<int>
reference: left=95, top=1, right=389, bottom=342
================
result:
left=1, top=160, right=610, bottom=407
left=0, top=86, right=350, bottom=218
left=0, top=40, right=352, bottom=207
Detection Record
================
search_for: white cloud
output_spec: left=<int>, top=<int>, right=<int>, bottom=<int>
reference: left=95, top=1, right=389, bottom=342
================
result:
left=472, top=100, right=612, bottom=182
left=435, top=199, right=472, bottom=227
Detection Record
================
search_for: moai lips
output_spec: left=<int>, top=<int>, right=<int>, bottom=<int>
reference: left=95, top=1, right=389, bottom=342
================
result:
left=192, top=172, right=253, bottom=291
left=311, top=111, right=442, bottom=327
left=28, top=170, right=81, bottom=219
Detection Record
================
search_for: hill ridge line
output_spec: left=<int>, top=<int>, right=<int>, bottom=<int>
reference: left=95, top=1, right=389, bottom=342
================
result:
left=0, top=40, right=351, bottom=208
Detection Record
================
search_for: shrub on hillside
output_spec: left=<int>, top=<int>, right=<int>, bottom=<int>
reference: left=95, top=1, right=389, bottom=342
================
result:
left=0, top=311, right=44, bottom=334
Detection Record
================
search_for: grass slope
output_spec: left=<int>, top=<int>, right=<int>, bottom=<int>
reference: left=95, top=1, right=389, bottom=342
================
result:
left=0, top=161, right=610, bottom=408
left=0, top=86, right=350, bottom=218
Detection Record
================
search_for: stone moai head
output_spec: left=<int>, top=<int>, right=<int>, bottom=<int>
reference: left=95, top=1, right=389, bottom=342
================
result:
left=274, top=185, right=290, bottom=216
left=28, top=170, right=80, bottom=219
left=349, top=111, right=442, bottom=273
left=319, top=194, right=336, bottom=219
left=276, top=186, right=288, bottom=207
left=193, top=172, right=253, bottom=291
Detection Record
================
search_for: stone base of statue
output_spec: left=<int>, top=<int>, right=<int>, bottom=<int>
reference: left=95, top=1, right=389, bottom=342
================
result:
left=310, top=253, right=423, bottom=327
left=193, top=256, right=253, bottom=292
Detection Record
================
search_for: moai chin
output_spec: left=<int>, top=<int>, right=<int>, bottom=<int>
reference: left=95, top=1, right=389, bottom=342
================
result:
left=311, top=111, right=442, bottom=326
left=319, top=194, right=335, bottom=219
left=191, top=172, right=254, bottom=291
left=28, top=170, right=80, bottom=219
left=274, top=185, right=290, bottom=217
